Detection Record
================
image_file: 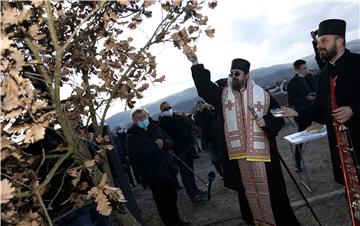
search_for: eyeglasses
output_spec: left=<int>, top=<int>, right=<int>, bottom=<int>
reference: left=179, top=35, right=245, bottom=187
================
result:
left=163, top=106, right=172, bottom=111
left=230, top=71, right=241, bottom=78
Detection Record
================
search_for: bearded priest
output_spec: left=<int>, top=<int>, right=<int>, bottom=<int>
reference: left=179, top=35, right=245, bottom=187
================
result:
left=187, top=54, right=300, bottom=226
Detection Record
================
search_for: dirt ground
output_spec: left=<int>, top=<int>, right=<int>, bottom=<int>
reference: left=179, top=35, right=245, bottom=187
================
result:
left=131, top=120, right=350, bottom=226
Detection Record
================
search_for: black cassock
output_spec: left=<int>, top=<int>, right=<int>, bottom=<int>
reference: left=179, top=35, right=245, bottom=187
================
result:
left=191, top=64, right=299, bottom=226
left=308, top=49, right=360, bottom=184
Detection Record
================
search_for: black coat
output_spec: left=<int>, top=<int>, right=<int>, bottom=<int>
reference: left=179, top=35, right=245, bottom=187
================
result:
left=191, top=64, right=284, bottom=191
left=126, top=122, right=178, bottom=188
left=287, top=73, right=316, bottom=110
left=159, top=114, right=192, bottom=154
left=194, top=108, right=218, bottom=141
left=310, top=49, right=360, bottom=184
left=287, top=73, right=317, bottom=127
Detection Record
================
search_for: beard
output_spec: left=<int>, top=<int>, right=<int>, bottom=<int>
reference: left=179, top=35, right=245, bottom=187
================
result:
left=318, top=43, right=338, bottom=61
left=231, top=78, right=244, bottom=91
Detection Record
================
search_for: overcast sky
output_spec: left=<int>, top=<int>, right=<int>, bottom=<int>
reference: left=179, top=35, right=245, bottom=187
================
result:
left=105, top=0, right=360, bottom=118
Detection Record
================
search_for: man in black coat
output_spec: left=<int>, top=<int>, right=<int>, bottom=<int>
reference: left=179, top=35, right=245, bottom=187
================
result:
left=194, top=101, right=223, bottom=177
left=159, top=102, right=205, bottom=204
left=126, top=108, right=189, bottom=226
left=284, top=19, right=360, bottom=185
left=287, top=59, right=317, bottom=171
left=186, top=54, right=299, bottom=225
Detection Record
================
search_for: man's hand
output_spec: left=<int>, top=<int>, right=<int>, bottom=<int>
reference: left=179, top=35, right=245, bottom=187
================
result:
left=310, top=30, right=317, bottom=42
left=332, top=106, right=353, bottom=124
left=185, top=53, right=199, bottom=65
left=155, top=139, right=164, bottom=149
left=306, top=94, right=316, bottom=101
left=280, top=106, right=299, bottom=118
left=255, top=117, right=266, bottom=128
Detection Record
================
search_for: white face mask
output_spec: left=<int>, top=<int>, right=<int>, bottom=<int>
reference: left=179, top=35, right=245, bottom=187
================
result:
left=161, top=109, right=173, bottom=117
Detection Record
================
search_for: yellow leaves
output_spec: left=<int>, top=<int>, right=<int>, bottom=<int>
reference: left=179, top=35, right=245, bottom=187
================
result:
left=88, top=173, right=126, bottom=216
left=31, top=0, right=44, bottom=8
left=24, top=124, right=46, bottom=144
left=0, top=179, right=15, bottom=204
left=205, top=27, right=215, bottom=38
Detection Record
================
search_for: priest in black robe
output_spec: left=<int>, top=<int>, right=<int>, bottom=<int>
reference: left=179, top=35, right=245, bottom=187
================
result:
left=187, top=54, right=299, bottom=226
left=285, top=19, right=360, bottom=185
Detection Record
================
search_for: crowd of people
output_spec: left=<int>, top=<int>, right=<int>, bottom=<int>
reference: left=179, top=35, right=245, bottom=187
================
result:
left=110, top=18, right=359, bottom=226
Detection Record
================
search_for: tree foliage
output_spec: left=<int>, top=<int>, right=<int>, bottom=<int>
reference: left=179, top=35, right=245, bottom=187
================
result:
left=1, top=0, right=216, bottom=225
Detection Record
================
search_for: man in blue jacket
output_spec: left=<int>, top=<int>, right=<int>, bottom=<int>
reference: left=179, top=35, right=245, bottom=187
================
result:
left=126, top=108, right=189, bottom=226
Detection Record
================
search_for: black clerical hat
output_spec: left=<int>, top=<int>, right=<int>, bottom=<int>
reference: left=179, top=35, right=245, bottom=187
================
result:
left=318, top=19, right=346, bottom=37
left=231, top=58, right=250, bottom=73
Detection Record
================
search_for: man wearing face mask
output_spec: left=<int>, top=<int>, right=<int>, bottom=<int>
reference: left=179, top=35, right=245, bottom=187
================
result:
left=126, top=108, right=190, bottom=226
left=159, top=102, right=206, bottom=204
left=287, top=59, right=317, bottom=171
left=186, top=54, right=300, bottom=225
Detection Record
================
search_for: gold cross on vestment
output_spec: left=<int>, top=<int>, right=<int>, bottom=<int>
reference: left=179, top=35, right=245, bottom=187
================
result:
left=225, top=100, right=235, bottom=110
left=254, top=101, right=263, bottom=112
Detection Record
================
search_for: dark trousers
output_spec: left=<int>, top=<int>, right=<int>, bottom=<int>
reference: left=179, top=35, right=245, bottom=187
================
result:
left=149, top=178, right=179, bottom=226
left=174, top=150, right=198, bottom=198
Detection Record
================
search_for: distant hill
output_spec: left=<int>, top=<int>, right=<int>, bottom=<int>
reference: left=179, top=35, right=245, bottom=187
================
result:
left=107, top=39, right=360, bottom=130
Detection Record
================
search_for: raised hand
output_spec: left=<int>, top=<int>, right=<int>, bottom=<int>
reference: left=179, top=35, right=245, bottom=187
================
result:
left=185, top=52, right=199, bottom=65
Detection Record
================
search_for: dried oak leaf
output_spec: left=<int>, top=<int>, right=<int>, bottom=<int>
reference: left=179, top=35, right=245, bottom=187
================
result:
left=31, top=0, right=44, bottom=8
left=205, top=27, right=215, bottom=38
left=24, top=124, right=46, bottom=144
left=173, top=0, right=182, bottom=7
left=208, top=0, right=218, bottom=9
left=2, top=7, right=18, bottom=27
left=1, top=210, right=15, bottom=223
left=88, top=186, right=112, bottom=216
left=28, top=24, right=46, bottom=40
left=16, top=210, right=41, bottom=226
left=1, top=76, right=20, bottom=112
left=117, top=0, right=130, bottom=6
left=68, top=166, right=82, bottom=187
left=0, top=179, right=15, bottom=204
left=0, top=35, right=13, bottom=53
left=88, top=173, right=125, bottom=216
left=84, top=159, right=96, bottom=171
left=143, top=0, right=155, bottom=8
